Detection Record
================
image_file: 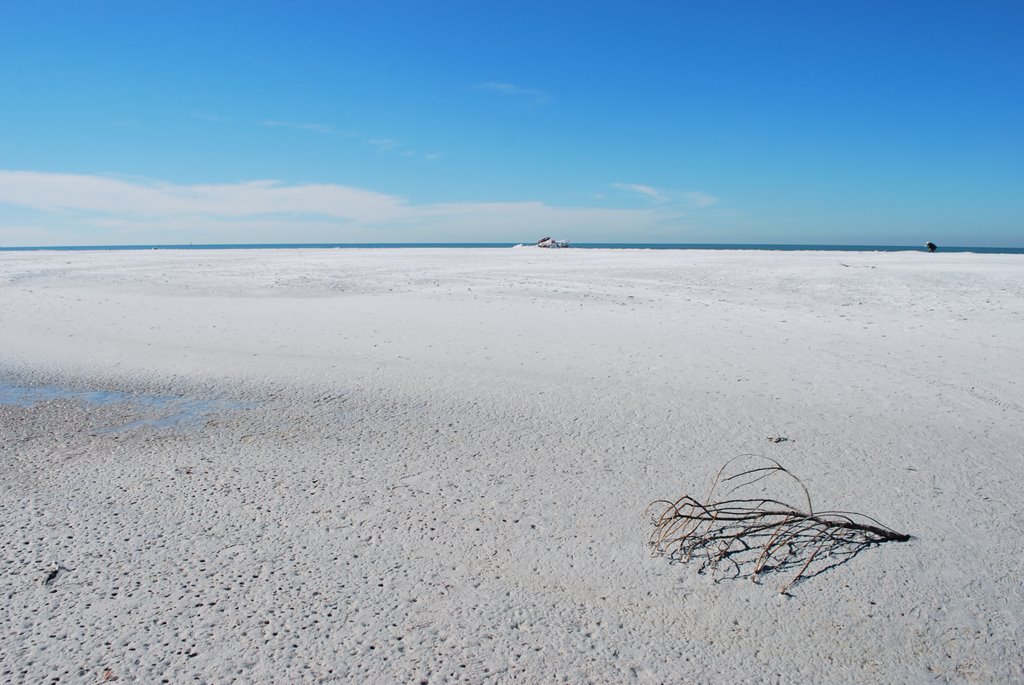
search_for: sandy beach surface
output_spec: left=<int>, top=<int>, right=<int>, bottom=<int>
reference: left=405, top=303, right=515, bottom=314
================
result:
left=2, top=247, right=1022, bottom=684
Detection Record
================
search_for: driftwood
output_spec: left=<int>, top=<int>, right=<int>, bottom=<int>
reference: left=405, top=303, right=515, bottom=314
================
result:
left=649, top=456, right=910, bottom=594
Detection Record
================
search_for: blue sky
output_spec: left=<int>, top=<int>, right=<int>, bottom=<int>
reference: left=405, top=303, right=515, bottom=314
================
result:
left=1, top=0, right=1022, bottom=246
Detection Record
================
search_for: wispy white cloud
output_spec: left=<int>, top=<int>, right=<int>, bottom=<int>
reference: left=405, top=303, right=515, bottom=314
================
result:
left=0, top=171, right=405, bottom=223
left=612, top=182, right=670, bottom=203
left=260, top=120, right=437, bottom=159
left=476, top=82, right=549, bottom=104
left=0, top=170, right=691, bottom=244
left=0, top=224, right=61, bottom=244
left=261, top=120, right=339, bottom=135
left=681, top=191, right=718, bottom=209
left=366, top=138, right=441, bottom=161
left=366, top=138, right=401, bottom=151
left=612, top=182, right=718, bottom=209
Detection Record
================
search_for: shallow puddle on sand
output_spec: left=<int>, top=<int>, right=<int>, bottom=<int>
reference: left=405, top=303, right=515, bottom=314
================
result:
left=0, top=382, right=252, bottom=433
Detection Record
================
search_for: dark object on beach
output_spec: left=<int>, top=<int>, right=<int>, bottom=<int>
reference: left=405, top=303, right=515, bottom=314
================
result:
left=925, top=242, right=937, bottom=252
left=43, top=562, right=70, bottom=586
left=649, top=456, right=910, bottom=594
left=767, top=436, right=790, bottom=443
left=537, top=236, right=570, bottom=248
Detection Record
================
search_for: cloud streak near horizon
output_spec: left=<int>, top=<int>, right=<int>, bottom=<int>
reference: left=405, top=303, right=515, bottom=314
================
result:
left=0, top=171, right=404, bottom=222
left=0, top=170, right=712, bottom=244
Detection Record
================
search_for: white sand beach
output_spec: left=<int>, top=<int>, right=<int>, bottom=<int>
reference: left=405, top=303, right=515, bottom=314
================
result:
left=2, top=247, right=1022, bottom=683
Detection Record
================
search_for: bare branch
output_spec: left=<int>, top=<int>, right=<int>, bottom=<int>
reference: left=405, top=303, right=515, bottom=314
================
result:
left=648, top=456, right=910, bottom=593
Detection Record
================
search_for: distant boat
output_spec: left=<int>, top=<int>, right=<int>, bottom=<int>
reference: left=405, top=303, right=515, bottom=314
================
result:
left=536, top=236, right=570, bottom=248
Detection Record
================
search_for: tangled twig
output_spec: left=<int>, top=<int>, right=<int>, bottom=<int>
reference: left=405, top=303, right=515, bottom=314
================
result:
left=649, top=456, right=910, bottom=594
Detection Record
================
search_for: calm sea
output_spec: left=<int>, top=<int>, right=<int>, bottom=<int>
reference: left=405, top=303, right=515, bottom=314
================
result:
left=1, top=243, right=1022, bottom=254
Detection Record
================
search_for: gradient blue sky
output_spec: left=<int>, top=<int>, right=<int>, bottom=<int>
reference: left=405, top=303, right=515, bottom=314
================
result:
left=2, top=0, right=1022, bottom=246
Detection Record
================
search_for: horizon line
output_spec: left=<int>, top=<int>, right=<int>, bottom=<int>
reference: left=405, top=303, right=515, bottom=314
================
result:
left=3, top=242, right=1023, bottom=253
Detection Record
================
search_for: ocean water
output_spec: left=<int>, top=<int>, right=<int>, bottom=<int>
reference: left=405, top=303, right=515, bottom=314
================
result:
left=2, top=242, right=1023, bottom=253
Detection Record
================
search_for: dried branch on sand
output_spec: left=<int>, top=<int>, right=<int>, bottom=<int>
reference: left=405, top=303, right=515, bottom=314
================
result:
left=649, top=456, right=910, bottom=594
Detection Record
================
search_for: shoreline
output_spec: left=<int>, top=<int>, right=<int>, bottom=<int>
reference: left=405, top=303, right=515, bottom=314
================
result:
left=3, top=243, right=1024, bottom=254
